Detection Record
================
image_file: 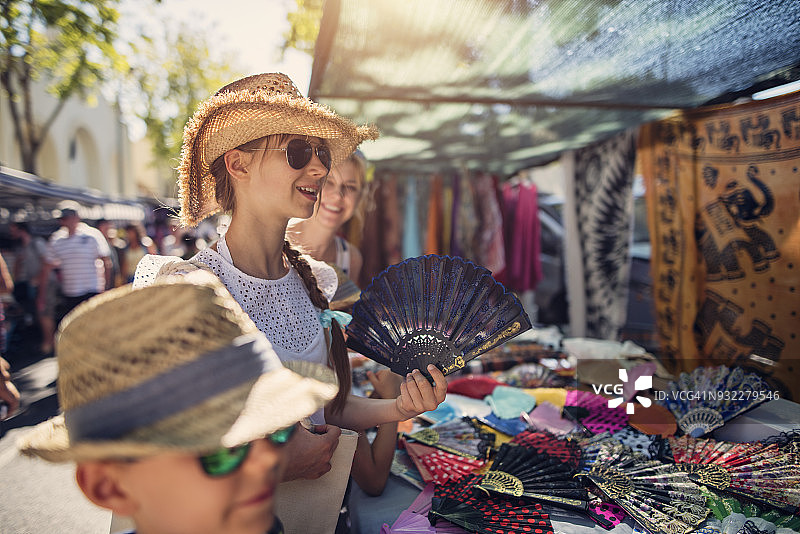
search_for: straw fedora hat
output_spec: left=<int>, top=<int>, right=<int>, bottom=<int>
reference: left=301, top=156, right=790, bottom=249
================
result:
left=18, top=271, right=338, bottom=463
left=178, top=72, right=379, bottom=227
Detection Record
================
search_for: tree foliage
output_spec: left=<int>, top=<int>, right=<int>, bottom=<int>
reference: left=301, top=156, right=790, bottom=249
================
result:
left=123, top=24, right=242, bottom=187
left=0, top=0, right=126, bottom=174
left=282, top=0, right=324, bottom=57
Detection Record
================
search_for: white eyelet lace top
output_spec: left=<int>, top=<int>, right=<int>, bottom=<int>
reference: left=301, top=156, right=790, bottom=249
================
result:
left=133, top=236, right=338, bottom=424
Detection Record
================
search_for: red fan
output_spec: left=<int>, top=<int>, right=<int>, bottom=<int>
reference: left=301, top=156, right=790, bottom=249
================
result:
left=429, top=474, right=554, bottom=534
left=669, top=435, right=800, bottom=514
left=510, top=430, right=582, bottom=469
left=404, top=441, right=485, bottom=485
left=564, top=390, right=628, bottom=435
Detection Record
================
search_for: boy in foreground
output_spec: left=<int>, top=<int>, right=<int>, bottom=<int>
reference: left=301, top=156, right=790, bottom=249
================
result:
left=18, top=271, right=338, bottom=534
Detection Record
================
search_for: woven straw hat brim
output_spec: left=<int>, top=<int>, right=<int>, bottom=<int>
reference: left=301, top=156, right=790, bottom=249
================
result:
left=179, top=89, right=379, bottom=227
left=18, top=362, right=337, bottom=463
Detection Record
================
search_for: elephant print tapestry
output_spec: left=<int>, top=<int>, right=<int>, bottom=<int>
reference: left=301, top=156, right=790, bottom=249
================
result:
left=638, top=92, right=800, bottom=401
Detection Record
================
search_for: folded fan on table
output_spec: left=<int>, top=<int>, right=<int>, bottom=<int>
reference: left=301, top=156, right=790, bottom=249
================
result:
left=658, top=365, right=771, bottom=437
left=578, top=440, right=709, bottom=534
left=668, top=435, right=800, bottom=515
left=407, top=418, right=496, bottom=460
left=510, top=430, right=582, bottom=469
left=429, top=474, right=554, bottom=534
left=563, top=390, right=628, bottom=435
left=346, top=255, right=531, bottom=377
left=404, top=441, right=485, bottom=485
left=474, top=443, right=589, bottom=512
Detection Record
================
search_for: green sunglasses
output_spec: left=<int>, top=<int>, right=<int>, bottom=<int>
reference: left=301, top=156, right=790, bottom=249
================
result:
left=199, top=425, right=297, bottom=477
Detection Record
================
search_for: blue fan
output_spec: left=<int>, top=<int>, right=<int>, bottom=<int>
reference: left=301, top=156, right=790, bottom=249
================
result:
left=657, top=365, right=771, bottom=437
left=346, top=255, right=532, bottom=377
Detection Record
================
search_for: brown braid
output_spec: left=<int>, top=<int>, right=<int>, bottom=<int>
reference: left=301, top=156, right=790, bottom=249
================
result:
left=283, top=240, right=351, bottom=413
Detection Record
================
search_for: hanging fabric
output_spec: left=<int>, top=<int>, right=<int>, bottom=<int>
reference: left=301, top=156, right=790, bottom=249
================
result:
left=441, top=177, right=454, bottom=255
left=402, top=176, right=422, bottom=259
left=424, top=175, right=444, bottom=255
left=502, top=180, right=542, bottom=293
left=568, top=129, right=638, bottom=340
left=638, top=92, right=800, bottom=400
left=473, top=172, right=506, bottom=274
left=359, top=173, right=403, bottom=287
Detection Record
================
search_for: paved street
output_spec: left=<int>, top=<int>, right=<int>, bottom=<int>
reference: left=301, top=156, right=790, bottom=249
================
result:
left=1, top=325, right=111, bottom=534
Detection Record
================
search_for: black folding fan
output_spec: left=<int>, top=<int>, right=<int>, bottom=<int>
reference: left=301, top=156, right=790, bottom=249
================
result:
left=346, top=255, right=531, bottom=377
left=474, top=442, right=589, bottom=512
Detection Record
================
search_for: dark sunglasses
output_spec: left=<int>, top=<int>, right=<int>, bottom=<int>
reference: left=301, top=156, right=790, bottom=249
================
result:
left=254, top=139, right=332, bottom=174
left=198, top=425, right=296, bottom=477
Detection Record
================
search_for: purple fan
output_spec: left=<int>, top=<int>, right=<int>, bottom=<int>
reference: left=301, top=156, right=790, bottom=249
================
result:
left=564, top=390, right=628, bottom=434
left=381, top=484, right=468, bottom=534
left=347, top=255, right=531, bottom=377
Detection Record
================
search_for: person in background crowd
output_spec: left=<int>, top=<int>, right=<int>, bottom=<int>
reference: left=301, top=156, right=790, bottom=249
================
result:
left=9, top=222, right=57, bottom=355
left=0, top=253, right=13, bottom=359
left=0, top=355, right=20, bottom=421
left=121, top=224, right=157, bottom=284
left=288, top=151, right=369, bottom=285
left=37, top=202, right=112, bottom=324
left=17, top=272, right=339, bottom=534
left=96, top=219, right=125, bottom=289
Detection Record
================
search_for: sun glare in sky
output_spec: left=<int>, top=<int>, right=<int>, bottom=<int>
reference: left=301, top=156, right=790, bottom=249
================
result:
left=119, top=0, right=313, bottom=93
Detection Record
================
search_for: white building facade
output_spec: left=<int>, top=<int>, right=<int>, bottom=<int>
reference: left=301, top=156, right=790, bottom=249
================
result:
left=0, top=80, right=164, bottom=198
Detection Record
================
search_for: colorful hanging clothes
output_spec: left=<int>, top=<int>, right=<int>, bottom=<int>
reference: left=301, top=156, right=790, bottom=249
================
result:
left=449, top=172, right=462, bottom=258
left=453, top=172, right=479, bottom=262
left=638, top=92, right=800, bottom=400
left=359, top=174, right=403, bottom=287
left=424, top=175, right=444, bottom=255
left=441, top=177, right=454, bottom=255
left=403, top=177, right=422, bottom=259
left=502, top=181, right=542, bottom=292
left=473, top=172, right=506, bottom=274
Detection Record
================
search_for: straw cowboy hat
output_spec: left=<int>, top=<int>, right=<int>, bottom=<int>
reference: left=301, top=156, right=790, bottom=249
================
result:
left=178, top=72, right=379, bottom=227
left=18, top=271, right=338, bottom=463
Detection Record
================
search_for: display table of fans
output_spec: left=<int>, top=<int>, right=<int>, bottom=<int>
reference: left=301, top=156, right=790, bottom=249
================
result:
left=342, top=256, right=799, bottom=534
left=348, top=369, right=800, bottom=534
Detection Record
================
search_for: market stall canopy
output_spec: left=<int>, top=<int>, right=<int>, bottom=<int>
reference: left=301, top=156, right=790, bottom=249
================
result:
left=309, top=0, right=800, bottom=176
left=0, top=166, right=146, bottom=222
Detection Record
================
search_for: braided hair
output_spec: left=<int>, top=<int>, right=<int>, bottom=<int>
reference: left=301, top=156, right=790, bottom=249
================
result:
left=283, top=240, right=351, bottom=413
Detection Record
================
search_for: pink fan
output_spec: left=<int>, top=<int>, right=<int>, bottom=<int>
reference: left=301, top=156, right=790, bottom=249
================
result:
left=523, top=401, right=578, bottom=436
left=405, top=441, right=485, bottom=485
left=381, top=484, right=468, bottom=534
left=564, top=390, right=628, bottom=434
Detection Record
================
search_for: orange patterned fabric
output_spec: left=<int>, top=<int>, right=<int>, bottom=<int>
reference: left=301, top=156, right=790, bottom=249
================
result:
left=638, top=92, right=800, bottom=400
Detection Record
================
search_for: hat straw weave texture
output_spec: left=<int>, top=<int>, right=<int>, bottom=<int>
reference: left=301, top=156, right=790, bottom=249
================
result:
left=18, top=271, right=338, bottom=462
left=178, top=72, right=379, bottom=227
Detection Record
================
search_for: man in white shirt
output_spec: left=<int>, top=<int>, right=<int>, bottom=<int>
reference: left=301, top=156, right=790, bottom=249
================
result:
left=37, top=202, right=111, bottom=324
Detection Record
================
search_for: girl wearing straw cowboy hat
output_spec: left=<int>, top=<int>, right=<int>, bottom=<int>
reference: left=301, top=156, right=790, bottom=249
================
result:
left=133, top=73, right=448, bottom=528
left=18, top=271, right=339, bottom=534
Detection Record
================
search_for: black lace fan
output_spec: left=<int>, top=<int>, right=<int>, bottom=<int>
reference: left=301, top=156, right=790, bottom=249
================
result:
left=474, top=442, right=590, bottom=512
left=346, top=255, right=531, bottom=376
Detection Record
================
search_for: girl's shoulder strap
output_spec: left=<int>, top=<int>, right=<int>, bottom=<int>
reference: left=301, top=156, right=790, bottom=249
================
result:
left=301, top=253, right=338, bottom=302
